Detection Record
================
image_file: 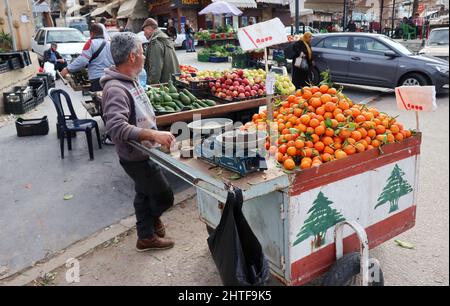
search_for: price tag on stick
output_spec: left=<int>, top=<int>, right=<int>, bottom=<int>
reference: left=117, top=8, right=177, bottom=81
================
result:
left=395, top=86, right=437, bottom=131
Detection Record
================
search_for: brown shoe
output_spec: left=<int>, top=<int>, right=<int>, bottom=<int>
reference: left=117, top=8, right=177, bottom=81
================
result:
left=136, top=234, right=174, bottom=252
left=154, top=218, right=166, bottom=238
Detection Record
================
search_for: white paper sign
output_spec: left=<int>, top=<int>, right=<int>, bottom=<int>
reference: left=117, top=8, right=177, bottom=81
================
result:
left=265, top=72, right=276, bottom=95
left=237, top=18, right=288, bottom=52
left=395, top=86, right=437, bottom=112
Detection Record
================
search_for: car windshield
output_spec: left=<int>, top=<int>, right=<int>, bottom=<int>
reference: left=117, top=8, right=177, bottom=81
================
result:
left=47, top=30, right=86, bottom=44
left=378, top=36, right=413, bottom=55
left=427, top=29, right=449, bottom=46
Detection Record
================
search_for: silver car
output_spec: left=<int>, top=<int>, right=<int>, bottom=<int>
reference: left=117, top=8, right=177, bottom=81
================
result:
left=311, top=33, right=449, bottom=93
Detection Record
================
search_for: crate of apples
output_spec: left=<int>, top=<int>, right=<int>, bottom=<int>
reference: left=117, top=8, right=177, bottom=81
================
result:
left=209, top=69, right=266, bottom=101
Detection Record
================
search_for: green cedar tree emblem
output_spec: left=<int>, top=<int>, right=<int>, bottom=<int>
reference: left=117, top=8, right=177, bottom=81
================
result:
left=293, top=191, right=345, bottom=249
left=375, top=164, right=413, bottom=213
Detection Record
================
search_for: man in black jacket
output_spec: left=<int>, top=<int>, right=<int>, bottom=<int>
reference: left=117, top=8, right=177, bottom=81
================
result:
left=43, top=43, right=67, bottom=71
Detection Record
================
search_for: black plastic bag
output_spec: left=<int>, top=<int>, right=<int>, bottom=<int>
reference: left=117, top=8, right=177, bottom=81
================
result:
left=207, top=188, right=270, bottom=286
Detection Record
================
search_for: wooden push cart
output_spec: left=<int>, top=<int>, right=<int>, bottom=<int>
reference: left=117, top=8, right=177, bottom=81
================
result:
left=129, top=132, right=422, bottom=286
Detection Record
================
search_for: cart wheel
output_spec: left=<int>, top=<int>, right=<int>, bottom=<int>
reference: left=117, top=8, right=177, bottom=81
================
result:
left=206, top=225, right=215, bottom=236
left=322, top=252, right=384, bottom=286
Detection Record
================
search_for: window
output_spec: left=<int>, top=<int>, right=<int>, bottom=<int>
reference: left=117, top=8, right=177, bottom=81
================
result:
left=353, top=37, right=391, bottom=55
left=322, top=37, right=349, bottom=50
left=34, top=30, right=42, bottom=42
left=46, top=30, right=86, bottom=44
left=37, top=31, right=45, bottom=45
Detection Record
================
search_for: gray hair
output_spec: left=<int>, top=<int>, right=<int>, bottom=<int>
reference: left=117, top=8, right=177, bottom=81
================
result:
left=110, top=32, right=140, bottom=66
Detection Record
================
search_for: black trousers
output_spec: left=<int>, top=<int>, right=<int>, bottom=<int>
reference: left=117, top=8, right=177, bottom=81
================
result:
left=120, top=159, right=174, bottom=239
left=90, top=78, right=102, bottom=92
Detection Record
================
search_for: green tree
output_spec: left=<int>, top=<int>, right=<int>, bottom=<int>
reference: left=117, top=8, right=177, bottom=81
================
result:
left=375, top=164, right=413, bottom=213
left=293, top=191, right=345, bottom=249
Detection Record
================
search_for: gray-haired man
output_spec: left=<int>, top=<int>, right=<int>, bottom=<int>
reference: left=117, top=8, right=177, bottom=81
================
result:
left=101, top=32, right=176, bottom=251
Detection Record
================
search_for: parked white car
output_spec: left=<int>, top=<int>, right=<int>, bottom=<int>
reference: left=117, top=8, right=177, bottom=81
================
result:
left=419, top=27, right=449, bottom=62
left=137, top=28, right=198, bottom=49
left=31, top=27, right=87, bottom=64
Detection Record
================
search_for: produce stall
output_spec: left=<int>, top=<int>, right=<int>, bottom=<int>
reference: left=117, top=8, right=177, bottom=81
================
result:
left=127, top=82, right=422, bottom=286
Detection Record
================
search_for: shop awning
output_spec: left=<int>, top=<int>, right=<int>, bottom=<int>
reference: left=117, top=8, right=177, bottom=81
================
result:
left=90, top=0, right=120, bottom=17
left=256, top=0, right=290, bottom=5
left=117, top=0, right=148, bottom=20
left=32, top=1, right=51, bottom=13
left=66, top=4, right=83, bottom=16
left=214, top=0, right=257, bottom=9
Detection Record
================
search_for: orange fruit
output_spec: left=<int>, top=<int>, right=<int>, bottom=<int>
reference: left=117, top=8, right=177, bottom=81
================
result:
left=335, top=150, right=347, bottom=160
left=387, top=134, right=395, bottom=143
left=327, top=87, right=337, bottom=95
left=316, top=106, right=326, bottom=116
left=351, top=131, right=362, bottom=141
left=315, top=125, right=325, bottom=136
left=295, top=139, right=305, bottom=149
left=358, top=128, right=368, bottom=139
left=287, top=146, right=297, bottom=156
left=320, top=94, right=332, bottom=104
left=322, top=136, right=334, bottom=146
left=324, top=146, right=335, bottom=155
left=355, top=142, right=365, bottom=153
left=339, top=129, right=351, bottom=140
left=390, top=124, right=400, bottom=134
left=314, top=141, right=325, bottom=152
left=371, top=139, right=381, bottom=148
left=309, top=118, right=320, bottom=128
left=300, top=114, right=310, bottom=125
left=355, top=115, right=366, bottom=123
left=321, top=153, right=333, bottom=162
left=319, top=84, right=329, bottom=94
left=324, top=102, right=336, bottom=112
left=311, top=134, right=320, bottom=143
left=367, top=129, right=377, bottom=139
left=344, top=145, right=356, bottom=155
left=302, top=90, right=312, bottom=100
left=376, top=125, right=386, bottom=135
left=310, top=98, right=322, bottom=108
left=338, top=100, right=350, bottom=110
left=395, top=133, right=404, bottom=141
left=335, top=113, right=346, bottom=122
left=276, top=152, right=284, bottom=162
left=284, top=158, right=296, bottom=171
left=279, top=144, right=287, bottom=154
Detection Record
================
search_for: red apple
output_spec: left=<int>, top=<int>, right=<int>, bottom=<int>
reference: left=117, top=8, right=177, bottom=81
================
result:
left=245, top=92, right=251, bottom=97
left=245, top=86, right=251, bottom=92
left=250, top=90, right=257, bottom=96
left=238, top=93, right=246, bottom=99
left=258, top=89, right=265, bottom=96
left=232, top=91, right=239, bottom=97
left=242, top=78, right=250, bottom=86
left=233, top=81, right=240, bottom=87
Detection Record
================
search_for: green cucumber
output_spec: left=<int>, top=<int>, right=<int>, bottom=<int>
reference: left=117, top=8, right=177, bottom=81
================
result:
left=169, top=93, right=180, bottom=100
left=183, top=89, right=198, bottom=103
left=203, top=99, right=216, bottom=106
left=164, top=106, right=175, bottom=112
left=192, top=102, right=203, bottom=109
left=179, top=92, right=191, bottom=105
left=162, top=92, right=173, bottom=103
left=173, top=100, right=185, bottom=110
left=196, top=100, right=209, bottom=108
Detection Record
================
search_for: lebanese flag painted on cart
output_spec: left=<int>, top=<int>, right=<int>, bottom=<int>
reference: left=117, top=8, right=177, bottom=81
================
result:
left=395, top=86, right=437, bottom=112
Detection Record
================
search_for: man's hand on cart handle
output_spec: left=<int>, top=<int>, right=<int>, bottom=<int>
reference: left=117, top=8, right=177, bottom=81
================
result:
left=139, top=129, right=175, bottom=148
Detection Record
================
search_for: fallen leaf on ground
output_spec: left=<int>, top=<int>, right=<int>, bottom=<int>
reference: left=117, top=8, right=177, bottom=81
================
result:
left=229, top=174, right=241, bottom=180
left=394, top=239, right=415, bottom=249
left=63, top=194, right=74, bottom=201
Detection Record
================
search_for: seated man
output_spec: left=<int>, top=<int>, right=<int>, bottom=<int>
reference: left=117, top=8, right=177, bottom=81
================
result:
left=43, top=43, right=67, bottom=72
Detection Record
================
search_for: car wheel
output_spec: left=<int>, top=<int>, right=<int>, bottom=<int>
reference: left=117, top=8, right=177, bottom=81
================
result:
left=400, top=73, right=429, bottom=87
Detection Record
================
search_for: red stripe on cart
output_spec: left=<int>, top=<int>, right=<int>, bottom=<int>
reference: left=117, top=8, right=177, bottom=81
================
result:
left=290, top=134, right=422, bottom=196
left=290, top=205, right=416, bottom=286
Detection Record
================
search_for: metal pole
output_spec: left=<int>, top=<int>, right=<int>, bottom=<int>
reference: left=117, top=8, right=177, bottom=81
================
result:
left=343, top=0, right=348, bottom=30
left=379, top=0, right=384, bottom=34
left=4, top=0, right=17, bottom=51
left=295, top=0, right=299, bottom=34
left=391, top=0, right=396, bottom=37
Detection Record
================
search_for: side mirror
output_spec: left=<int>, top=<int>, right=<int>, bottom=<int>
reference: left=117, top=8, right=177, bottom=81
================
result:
left=385, top=50, right=398, bottom=57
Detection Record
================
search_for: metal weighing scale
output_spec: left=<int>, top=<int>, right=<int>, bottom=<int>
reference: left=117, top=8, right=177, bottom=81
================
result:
left=187, top=119, right=268, bottom=177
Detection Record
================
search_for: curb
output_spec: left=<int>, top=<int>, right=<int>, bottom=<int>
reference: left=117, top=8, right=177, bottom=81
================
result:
left=0, top=187, right=197, bottom=286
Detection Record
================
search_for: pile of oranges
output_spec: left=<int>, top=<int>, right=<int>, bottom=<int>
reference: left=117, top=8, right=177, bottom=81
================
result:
left=249, top=84, right=414, bottom=171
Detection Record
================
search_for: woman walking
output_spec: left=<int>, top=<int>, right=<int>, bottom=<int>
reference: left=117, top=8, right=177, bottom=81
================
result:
left=291, top=32, right=314, bottom=89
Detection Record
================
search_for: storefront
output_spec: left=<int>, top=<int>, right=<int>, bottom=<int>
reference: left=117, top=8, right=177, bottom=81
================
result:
left=149, top=0, right=211, bottom=33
